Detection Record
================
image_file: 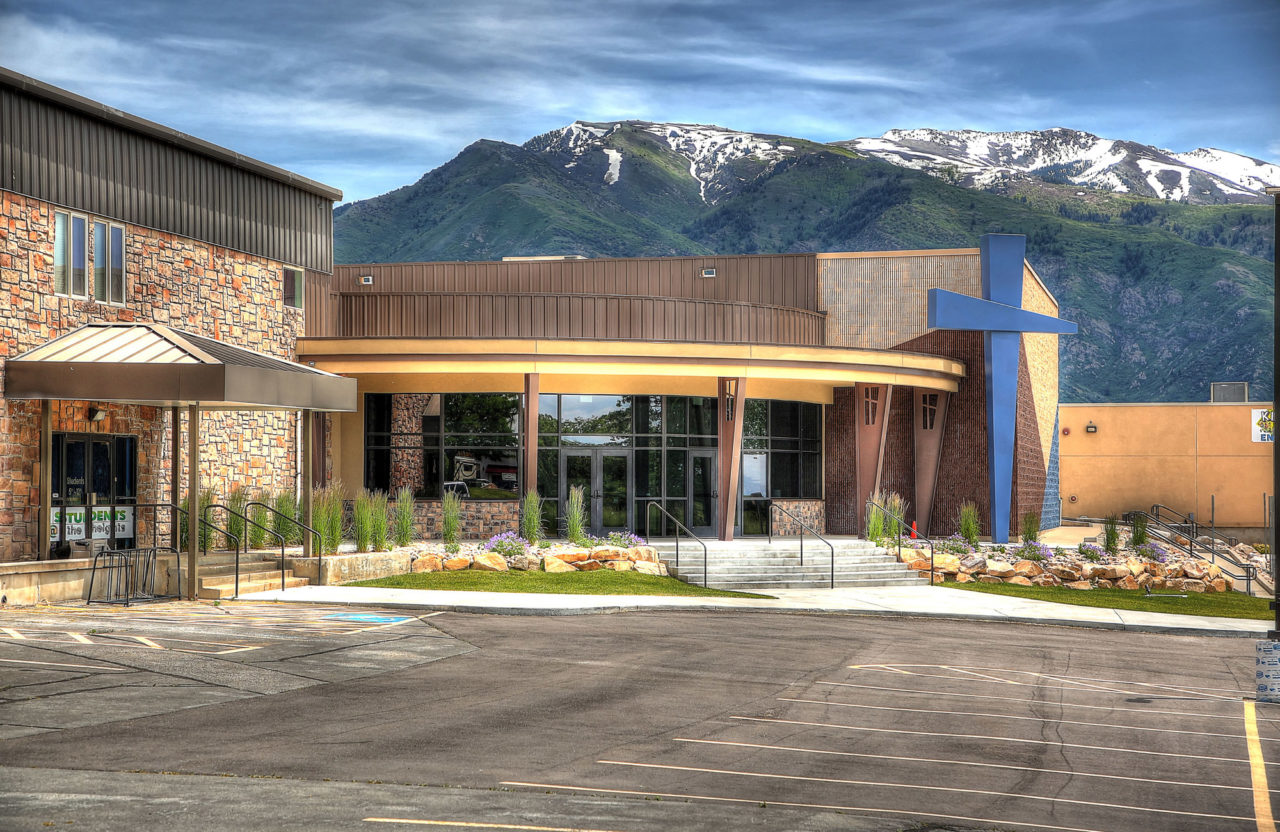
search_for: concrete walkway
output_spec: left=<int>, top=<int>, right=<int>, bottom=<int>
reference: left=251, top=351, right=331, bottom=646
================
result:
left=242, top=583, right=1268, bottom=638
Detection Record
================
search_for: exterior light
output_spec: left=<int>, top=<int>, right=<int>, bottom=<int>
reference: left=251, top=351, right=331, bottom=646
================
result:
left=1085, top=421, right=1098, bottom=434
left=87, top=406, right=106, bottom=422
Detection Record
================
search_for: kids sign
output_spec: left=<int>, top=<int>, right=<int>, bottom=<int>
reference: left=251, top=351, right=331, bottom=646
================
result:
left=1253, top=408, right=1274, bottom=443
left=51, top=506, right=135, bottom=542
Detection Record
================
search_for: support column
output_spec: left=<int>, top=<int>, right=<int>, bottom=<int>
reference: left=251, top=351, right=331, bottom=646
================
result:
left=913, top=389, right=950, bottom=536
left=185, top=404, right=200, bottom=601
left=170, top=406, right=180, bottom=549
left=716, top=377, right=746, bottom=541
left=854, top=382, right=894, bottom=533
left=38, top=401, right=51, bottom=561
left=301, top=411, right=313, bottom=560
left=523, top=373, right=540, bottom=497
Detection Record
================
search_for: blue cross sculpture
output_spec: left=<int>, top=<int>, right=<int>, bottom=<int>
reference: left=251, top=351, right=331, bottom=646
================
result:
left=927, top=234, right=1077, bottom=543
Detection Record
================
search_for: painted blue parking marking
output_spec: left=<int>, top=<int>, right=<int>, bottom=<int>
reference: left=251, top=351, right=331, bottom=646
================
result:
left=321, top=613, right=414, bottom=624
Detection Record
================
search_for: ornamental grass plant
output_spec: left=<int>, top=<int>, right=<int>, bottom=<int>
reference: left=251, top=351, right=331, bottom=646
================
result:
left=441, top=490, right=463, bottom=547
left=313, top=482, right=346, bottom=555
left=958, top=500, right=981, bottom=546
left=353, top=489, right=375, bottom=553
left=1021, top=511, right=1040, bottom=544
left=371, top=490, right=390, bottom=551
left=392, top=487, right=416, bottom=547
left=521, top=489, right=543, bottom=545
left=566, top=485, right=588, bottom=546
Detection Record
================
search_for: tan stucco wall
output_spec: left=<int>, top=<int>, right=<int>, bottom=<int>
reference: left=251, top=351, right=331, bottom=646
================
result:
left=1059, top=403, right=1272, bottom=526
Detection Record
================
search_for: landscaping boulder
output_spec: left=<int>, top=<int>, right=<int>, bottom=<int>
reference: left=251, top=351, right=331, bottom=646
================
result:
left=605, top=560, right=634, bottom=571
left=1085, top=564, right=1110, bottom=581
left=1115, top=575, right=1140, bottom=591
left=1006, top=576, right=1033, bottom=586
left=509, top=555, right=534, bottom=571
left=933, top=554, right=962, bottom=573
left=1183, top=561, right=1209, bottom=581
left=977, top=575, right=1004, bottom=584
left=906, top=557, right=932, bottom=572
left=541, top=555, right=576, bottom=573
left=443, top=555, right=471, bottom=571
left=1209, top=578, right=1228, bottom=593
left=1049, top=564, right=1081, bottom=581
left=1013, top=559, right=1043, bottom=577
left=575, top=559, right=604, bottom=571
left=1096, top=579, right=1113, bottom=589
left=632, top=546, right=660, bottom=563
left=472, top=552, right=509, bottom=572
left=412, top=555, right=443, bottom=573
left=592, top=546, right=629, bottom=561
left=632, top=560, right=663, bottom=576
left=1125, top=559, right=1147, bottom=577
left=1031, top=574, right=1059, bottom=587
left=1065, top=581, right=1092, bottom=590
left=558, top=550, right=593, bottom=564
left=1182, top=579, right=1206, bottom=593
left=954, top=572, right=974, bottom=584
left=959, top=554, right=986, bottom=573
left=985, top=559, right=1016, bottom=578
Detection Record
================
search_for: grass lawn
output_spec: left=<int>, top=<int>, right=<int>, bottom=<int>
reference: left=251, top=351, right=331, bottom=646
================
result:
left=942, top=580, right=1270, bottom=620
left=348, top=569, right=773, bottom=599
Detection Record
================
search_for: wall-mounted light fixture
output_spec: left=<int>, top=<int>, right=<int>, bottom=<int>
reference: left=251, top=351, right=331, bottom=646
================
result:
left=723, top=378, right=738, bottom=422
left=358, top=275, right=374, bottom=285
left=87, top=406, right=106, bottom=422
left=700, top=267, right=717, bottom=278
left=1085, top=421, right=1098, bottom=434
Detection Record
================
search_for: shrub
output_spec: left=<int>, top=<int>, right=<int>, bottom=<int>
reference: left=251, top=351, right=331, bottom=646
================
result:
left=1131, top=512, right=1149, bottom=546
left=1256, top=543, right=1271, bottom=555
left=247, top=495, right=269, bottom=549
left=445, top=541, right=461, bottom=555
left=1103, top=516, right=1120, bottom=555
left=371, top=491, right=390, bottom=552
left=352, top=489, right=375, bottom=553
left=271, top=489, right=300, bottom=545
left=884, top=492, right=907, bottom=540
left=1133, top=541, right=1166, bottom=562
left=313, top=483, right=346, bottom=555
left=179, top=486, right=217, bottom=552
left=441, top=490, right=463, bottom=546
left=1021, top=512, right=1040, bottom=543
left=565, top=485, right=588, bottom=546
left=1078, top=542, right=1104, bottom=562
left=958, top=501, right=981, bottom=546
left=865, top=489, right=886, bottom=542
left=226, top=486, right=248, bottom=550
left=486, top=531, right=530, bottom=559
left=603, top=530, right=645, bottom=548
left=939, top=533, right=974, bottom=555
left=1015, top=540, right=1050, bottom=561
left=392, top=487, right=416, bottom=547
left=521, top=489, right=543, bottom=545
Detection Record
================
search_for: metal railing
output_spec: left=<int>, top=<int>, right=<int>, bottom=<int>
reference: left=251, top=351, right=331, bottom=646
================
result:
left=1150, top=503, right=1239, bottom=550
left=245, top=500, right=323, bottom=586
left=868, top=499, right=936, bottom=586
left=768, top=502, right=836, bottom=587
left=644, top=500, right=709, bottom=587
left=1115, top=511, right=1262, bottom=596
left=205, top=504, right=286, bottom=595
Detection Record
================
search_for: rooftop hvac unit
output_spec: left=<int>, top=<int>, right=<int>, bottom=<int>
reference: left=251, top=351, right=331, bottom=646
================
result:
left=1210, top=381, right=1249, bottom=402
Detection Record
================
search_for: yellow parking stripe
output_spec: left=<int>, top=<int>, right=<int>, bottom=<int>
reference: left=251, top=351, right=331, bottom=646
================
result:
left=364, top=819, right=629, bottom=831
left=1, top=627, right=26, bottom=639
left=68, top=632, right=94, bottom=643
left=1245, top=700, right=1277, bottom=832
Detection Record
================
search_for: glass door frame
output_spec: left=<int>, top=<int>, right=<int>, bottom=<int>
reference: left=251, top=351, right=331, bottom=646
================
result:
left=559, top=449, right=633, bottom=537
left=688, top=448, right=717, bottom=537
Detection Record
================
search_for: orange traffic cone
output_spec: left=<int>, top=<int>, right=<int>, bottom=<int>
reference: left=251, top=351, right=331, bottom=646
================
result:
left=910, top=521, right=918, bottom=539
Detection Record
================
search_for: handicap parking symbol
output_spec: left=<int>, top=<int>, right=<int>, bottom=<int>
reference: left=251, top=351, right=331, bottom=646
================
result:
left=321, top=613, right=413, bottom=624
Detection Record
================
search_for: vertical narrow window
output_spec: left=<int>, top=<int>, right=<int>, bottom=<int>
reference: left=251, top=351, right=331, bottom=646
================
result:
left=109, top=225, right=125, bottom=304
left=70, top=215, right=87, bottom=298
left=93, top=222, right=108, bottom=301
left=283, top=266, right=303, bottom=308
left=863, top=387, right=879, bottom=426
left=53, top=211, right=69, bottom=295
left=921, top=393, right=939, bottom=431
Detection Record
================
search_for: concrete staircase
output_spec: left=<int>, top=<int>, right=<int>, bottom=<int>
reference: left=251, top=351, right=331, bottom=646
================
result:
left=170, top=550, right=310, bottom=599
left=651, top=537, right=926, bottom=591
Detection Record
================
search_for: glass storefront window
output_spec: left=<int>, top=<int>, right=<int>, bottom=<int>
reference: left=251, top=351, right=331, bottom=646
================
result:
left=560, top=394, right=631, bottom=434
left=742, top=453, right=767, bottom=499
left=445, top=448, right=520, bottom=500
left=444, top=393, right=519, bottom=435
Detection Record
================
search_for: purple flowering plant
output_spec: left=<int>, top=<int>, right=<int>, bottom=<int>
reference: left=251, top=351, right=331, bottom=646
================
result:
left=1133, top=542, right=1167, bottom=562
left=1015, top=540, right=1052, bottom=561
left=485, top=531, right=531, bottom=559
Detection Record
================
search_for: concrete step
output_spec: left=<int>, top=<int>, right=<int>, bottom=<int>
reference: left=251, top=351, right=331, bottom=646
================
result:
left=199, top=576, right=309, bottom=599
left=659, top=556, right=899, bottom=569
left=683, top=575, right=928, bottom=590
left=200, top=568, right=295, bottom=588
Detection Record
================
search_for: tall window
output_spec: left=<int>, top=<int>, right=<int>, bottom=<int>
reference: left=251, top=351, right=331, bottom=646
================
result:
left=863, top=386, right=880, bottom=426
left=93, top=221, right=126, bottom=304
left=283, top=266, right=303, bottom=308
left=921, top=393, right=939, bottom=431
left=54, top=211, right=88, bottom=298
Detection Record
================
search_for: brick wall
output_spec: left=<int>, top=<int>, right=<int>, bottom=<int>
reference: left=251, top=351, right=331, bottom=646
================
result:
left=0, top=191, right=304, bottom=561
left=1013, top=347, right=1048, bottom=535
left=770, top=499, right=825, bottom=536
left=879, top=388, right=916, bottom=522
left=824, top=387, right=858, bottom=534
left=412, top=500, right=519, bottom=539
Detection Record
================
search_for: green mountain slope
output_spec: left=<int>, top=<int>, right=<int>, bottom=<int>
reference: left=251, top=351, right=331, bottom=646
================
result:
left=333, top=123, right=1275, bottom=403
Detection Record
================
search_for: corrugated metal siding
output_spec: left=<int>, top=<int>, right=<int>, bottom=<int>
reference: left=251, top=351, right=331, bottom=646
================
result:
left=308, top=256, right=824, bottom=345
left=0, top=85, right=334, bottom=272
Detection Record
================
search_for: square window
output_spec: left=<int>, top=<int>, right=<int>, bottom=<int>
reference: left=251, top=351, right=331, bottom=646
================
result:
left=283, top=266, right=304, bottom=308
left=53, top=211, right=88, bottom=299
left=93, top=222, right=126, bottom=304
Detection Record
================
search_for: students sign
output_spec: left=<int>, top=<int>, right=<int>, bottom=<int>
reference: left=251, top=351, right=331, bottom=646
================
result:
left=50, top=506, right=135, bottom=542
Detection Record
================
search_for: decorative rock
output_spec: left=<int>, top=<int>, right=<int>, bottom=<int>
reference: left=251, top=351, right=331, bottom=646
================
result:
left=575, top=559, right=604, bottom=571
left=933, top=554, right=962, bottom=573
left=1115, top=575, right=1140, bottom=591
left=906, top=557, right=932, bottom=572
left=959, top=554, right=986, bottom=573
left=1065, top=581, right=1093, bottom=590
left=1049, top=564, right=1081, bottom=581
left=985, top=559, right=1016, bottom=578
left=1182, top=579, right=1206, bottom=593
left=1183, top=561, right=1209, bottom=580
left=1207, top=563, right=1222, bottom=580
left=558, top=550, right=593, bottom=564
left=1013, top=559, right=1043, bottom=577
left=977, top=575, right=1005, bottom=584
left=1136, top=572, right=1154, bottom=587
left=1165, top=578, right=1184, bottom=590
left=1164, top=563, right=1184, bottom=578
left=509, top=555, right=534, bottom=571
left=1149, top=562, right=1167, bottom=577
left=1125, top=559, right=1146, bottom=577
left=954, top=572, right=974, bottom=584
left=1031, top=574, right=1059, bottom=587
left=633, top=546, right=660, bottom=563
left=412, top=555, right=443, bottom=573
left=443, top=556, right=471, bottom=571
left=605, top=560, right=634, bottom=571
left=472, top=552, right=509, bottom=572
left=592, top=547, right=628, bottom=561
left=632, top=560, right=663, bottom=576
left=541, top=555, right=577, bottom=573
left=1096, top=579, right=1113, bottom=589
left=1006, top=576, right=1033, bottom=586
left=1209, top=578, right=1227, bottom=593
left=1086, top=564, right=1110, bottom=581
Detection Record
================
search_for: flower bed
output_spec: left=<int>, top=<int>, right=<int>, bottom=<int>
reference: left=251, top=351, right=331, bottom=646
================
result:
left=397, top=539, right=669, bottom=577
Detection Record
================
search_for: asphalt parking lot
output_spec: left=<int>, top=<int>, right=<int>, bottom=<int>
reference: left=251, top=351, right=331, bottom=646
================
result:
left=0, top=603, right=1273, bottom=831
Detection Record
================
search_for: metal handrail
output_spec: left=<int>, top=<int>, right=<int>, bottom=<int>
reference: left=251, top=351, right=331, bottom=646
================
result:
left=644, top=500, right=709, bottom=587
left=1149, top=504, right=1239, bottom=550
left=868, top=499, right=936, bottom=586
left=245, top=500, right=323, bottom=587
left=205, top=504, right=285, bottom=595
left=1126, top=510, right=1257, bottom=589
left=124, top=503, right=231, bottom=599
left=768, top=503, right=836, bottom=588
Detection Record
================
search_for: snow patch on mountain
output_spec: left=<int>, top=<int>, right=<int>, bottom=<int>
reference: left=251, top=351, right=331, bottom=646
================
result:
left=603, top=148, right=621, bottom=185
left=1173, top=148, right=1280, bottom=194
left=638, top=123, right=798, bottom=203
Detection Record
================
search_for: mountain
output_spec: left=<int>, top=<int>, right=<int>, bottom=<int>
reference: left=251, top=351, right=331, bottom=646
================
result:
left=333, top=120, right=1277, bottom=404
left=839, top=127, right=1279, bottom=205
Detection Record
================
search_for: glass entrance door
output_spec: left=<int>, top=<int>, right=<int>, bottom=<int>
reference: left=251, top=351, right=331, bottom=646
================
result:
left=561, top=450, right=632, bottom=537
left=689, top=450, right=717, bottom=537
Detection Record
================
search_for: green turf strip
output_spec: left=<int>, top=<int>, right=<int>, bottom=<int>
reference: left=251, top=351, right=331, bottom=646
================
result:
left=347, top=569, right=773, bottom=598
left=942, top=580, right=1270, bottom=620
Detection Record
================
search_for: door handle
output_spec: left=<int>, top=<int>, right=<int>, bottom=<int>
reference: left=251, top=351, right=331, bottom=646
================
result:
left=711, top=491, right=719, bottom=498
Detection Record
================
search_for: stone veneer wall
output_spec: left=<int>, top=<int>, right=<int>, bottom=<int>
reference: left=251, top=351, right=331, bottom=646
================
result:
left=769, top=499, right=825, bottom=536
left=0, top=191, right=304, bottom=561
left=824, top=388, right=858, bottom=535
left=412, top=500, right=519, bottom=539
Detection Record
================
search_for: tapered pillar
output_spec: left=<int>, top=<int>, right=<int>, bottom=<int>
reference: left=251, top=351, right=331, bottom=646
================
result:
left=854, top=383, right=893, bottom=533
left=301, top=410, right=313, bottom=560
left=913, top=389, right=950, bottom=536
left=170, top=406, right=180, bottom=549
left=717, top=377, right=746, bottom=541
left=185, top=404, right=200, bottom=601
left=38, top=401, right=51, bottom=560
left=523, top=373, right=540, bottom=497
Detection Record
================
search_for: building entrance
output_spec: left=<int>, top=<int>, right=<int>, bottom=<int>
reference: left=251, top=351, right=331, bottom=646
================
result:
left=562, top=450, right=631, bottom=537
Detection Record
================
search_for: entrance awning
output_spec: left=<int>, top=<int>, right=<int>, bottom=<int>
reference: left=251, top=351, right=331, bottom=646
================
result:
left=7, top=323, right=356, bottom=411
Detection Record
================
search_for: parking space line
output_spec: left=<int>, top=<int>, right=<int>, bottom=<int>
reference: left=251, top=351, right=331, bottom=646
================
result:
left=0, top=657, right=127, bottom=671
left=364, top=819, right=629, bottom=831
left=127, top=635, right=163, bottom=649
left=816, top=680, right=1267, bottom=721
left=780, top=696, right=1271, bottom=742
left=1245, top=700, right=1277, bottom=832
left=596, top=759, right=1253, bottom=823
left=1, top=627, right=26, bottom=639
left=67, top=632, right=93, bottom=644
left=500, top=780, right=1110, bottom=832
left=674, top=737, right=1261, bottom=791
left=730, top=715, right=1270, bottom=765
left=849, top=664, right=1241, bottom=700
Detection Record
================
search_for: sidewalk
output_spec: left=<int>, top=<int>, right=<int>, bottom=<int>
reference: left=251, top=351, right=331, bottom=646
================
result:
left=241, top=583, right=1268, bottom=638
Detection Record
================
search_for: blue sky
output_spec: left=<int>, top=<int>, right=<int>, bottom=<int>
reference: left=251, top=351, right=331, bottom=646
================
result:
left=1, top=0, right=1276, bottom=202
